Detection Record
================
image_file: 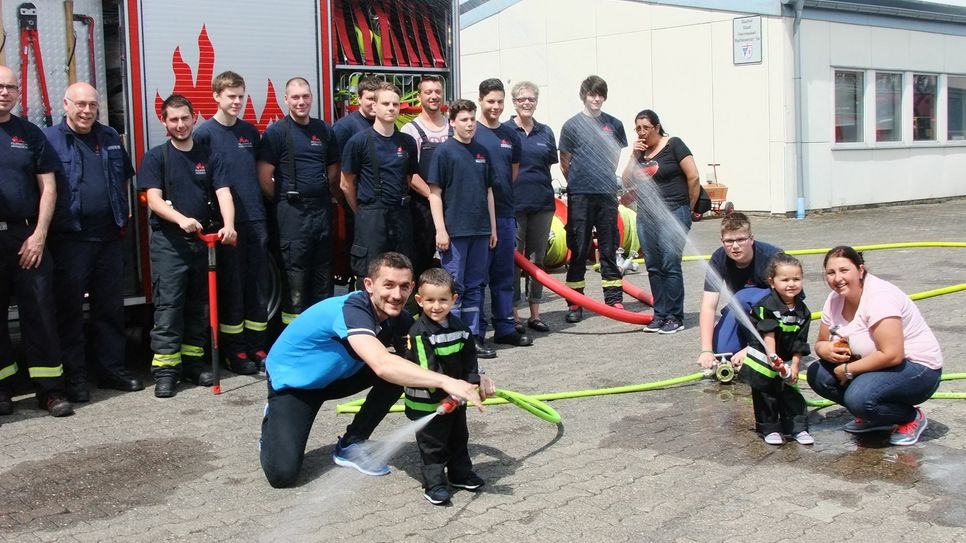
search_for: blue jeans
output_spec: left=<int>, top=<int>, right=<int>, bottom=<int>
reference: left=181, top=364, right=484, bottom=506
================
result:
left=806, top=359, right=941, bottom=425
left=440, top=235, right=490, bottom=336
left=637, top=204, right=691, bottom=321
left=713, top=287, right=771, bottom=354
left=484, top=217, right=517, bottom=337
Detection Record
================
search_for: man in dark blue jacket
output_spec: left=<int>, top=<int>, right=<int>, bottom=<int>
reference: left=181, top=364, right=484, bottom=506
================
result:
left=43, top=82, right=143, bottom=403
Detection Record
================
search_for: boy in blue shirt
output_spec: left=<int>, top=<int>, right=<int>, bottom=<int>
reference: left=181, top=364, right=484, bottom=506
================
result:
left=426, top=99, right=498, bottom=358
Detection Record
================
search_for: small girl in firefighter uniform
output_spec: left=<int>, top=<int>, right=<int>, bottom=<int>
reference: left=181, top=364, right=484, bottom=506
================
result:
left=736, top=253, right=814, bottom=446
left=404, top=267, right=493, bottom=505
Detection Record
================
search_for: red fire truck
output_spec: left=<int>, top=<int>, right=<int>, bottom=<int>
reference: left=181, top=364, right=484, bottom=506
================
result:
left=7, top=0, right=459, bottom=329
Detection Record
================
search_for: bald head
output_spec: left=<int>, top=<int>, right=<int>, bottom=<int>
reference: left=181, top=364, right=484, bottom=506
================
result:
left=0, top=66, right=20, bottom=120
left=64, top=82, right=99, bottom=133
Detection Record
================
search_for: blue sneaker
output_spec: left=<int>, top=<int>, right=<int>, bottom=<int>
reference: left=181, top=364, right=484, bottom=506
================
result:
left=424, top=485, right=451, bottom=505
left=333, top=437, right=390, bottom=476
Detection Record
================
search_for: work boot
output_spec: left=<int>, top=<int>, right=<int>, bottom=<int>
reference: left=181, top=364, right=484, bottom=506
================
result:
left=0, top=388, right=13, bottom=416
left=474, top=336, right=496, bottom=359
left=153, top=367, right=179, bottom=398
left=250, top=350, right=268, bottom=373
left=67, top=377, right=90, bottom=403
left=494, top=331, right=533, bottom=347
left=41, top=393, right=74, bottom=417
left=226, top=352, right=258, bottom=375
left=182, top=361, right=215, bottom=387
left=565, top=305, right=583, bottom=323
left=99, top=369, right=144, bottom=392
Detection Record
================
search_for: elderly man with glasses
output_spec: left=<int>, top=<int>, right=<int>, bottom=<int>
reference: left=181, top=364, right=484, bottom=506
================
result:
left=696, top=212, right=783, bottom=369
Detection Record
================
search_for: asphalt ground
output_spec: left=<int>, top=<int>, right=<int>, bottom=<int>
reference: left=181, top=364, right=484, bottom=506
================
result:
left=2, top=199, right=966, bottom=542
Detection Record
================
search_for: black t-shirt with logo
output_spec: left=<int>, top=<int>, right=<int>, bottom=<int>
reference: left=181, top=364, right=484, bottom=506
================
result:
left=341, top=128, right=418, bottom=208
left=258, top=117, right=339, bottom=200
left=473, top=124, right=521, bottom=218
left=426, top=138, right=493, bottom=237
left=0, top=115, right=60, bottom=220
left=137, top=140, right=229, bottom=230
left=194, top=118, right=265, bottom=223
left=558, top=111, right=627, bottom=194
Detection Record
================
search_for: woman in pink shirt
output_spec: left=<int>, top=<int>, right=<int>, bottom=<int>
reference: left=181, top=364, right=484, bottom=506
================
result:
left=806, top=246, right=943, bottom=446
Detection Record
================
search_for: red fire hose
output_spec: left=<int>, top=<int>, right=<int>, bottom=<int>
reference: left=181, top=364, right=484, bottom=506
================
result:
left=622, top=281, right=654, bottom=306
left=198, top=232, right=222, bottom=395
left=514, top=252, right=654, bottom=325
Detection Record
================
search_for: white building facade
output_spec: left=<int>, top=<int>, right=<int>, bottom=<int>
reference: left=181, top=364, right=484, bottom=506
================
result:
left=459, top=0, right=966, bottom=214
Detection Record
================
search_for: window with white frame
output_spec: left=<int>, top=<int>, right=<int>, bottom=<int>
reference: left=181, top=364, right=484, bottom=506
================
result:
left=949, top=75, right=966, bottom=141
left=834, top=70, right=864, bottom=143
left=875, top=72, right=902, bottom=142
left=914, top=74, right=937, bottom=141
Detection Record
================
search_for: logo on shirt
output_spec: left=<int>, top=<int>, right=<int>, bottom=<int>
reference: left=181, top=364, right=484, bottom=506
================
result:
left=195, top=162, right=207, bottom=175
left=602, top=125, right=614, bottom=134
left=500, top=139, right=513, bottom=149
left=396, top=146, right=406, bottom=158
left=9, top=136, right=28, bottom=150
left=237, top=136, right=253, bottom=149
left=475, top=153, right=487, bottom=164
left=310, top=135, right=323, bottom=147
left=106, top=144, right=122, bottom=151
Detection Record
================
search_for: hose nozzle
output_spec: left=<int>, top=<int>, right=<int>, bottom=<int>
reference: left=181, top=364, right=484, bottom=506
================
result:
left=715, top=361, right=737, bottom=383
left=436, top=395, right=465, bottom=415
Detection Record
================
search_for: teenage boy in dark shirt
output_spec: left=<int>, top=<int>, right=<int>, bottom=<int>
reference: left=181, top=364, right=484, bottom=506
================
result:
left=257, top=77, right=341, bottom=326
left=340, top=82, right=423, bottom=275
left=474, top=78, right=530, bottom=348
left=138, top=95, right=237, bottom=398
left=427, top=99, right=498, bottom=359
left=558, top=75, right=627, bottom=322
left=194, top=71, right=267, bottom=374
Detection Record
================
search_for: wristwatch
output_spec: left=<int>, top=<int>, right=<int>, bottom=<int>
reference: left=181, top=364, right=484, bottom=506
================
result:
left=843, top=363, right=854, bottom=381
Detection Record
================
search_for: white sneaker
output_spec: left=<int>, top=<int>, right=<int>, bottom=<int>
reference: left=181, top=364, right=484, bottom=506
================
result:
left=763, top=432, right=784, bottom=445
left=794, top=431, right=815, bottom=445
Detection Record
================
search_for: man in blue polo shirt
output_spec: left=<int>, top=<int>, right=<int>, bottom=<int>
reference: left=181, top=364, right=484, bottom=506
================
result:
left=195, top=71, right=267, bottom=375
left=340, top=83, right=421, bottom=276
left=0, top=65, right=72, bottom=417
left=259, top=252, right=485, bottom=488
left=474, top=78, right=531, bottom=348
left=258, top=77, right=341, bottom=326
left=558, top=75, right=627, bottom=322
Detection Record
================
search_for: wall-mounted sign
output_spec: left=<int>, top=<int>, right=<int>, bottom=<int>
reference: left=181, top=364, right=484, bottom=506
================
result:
left=733, top=15, right=763, bottom=65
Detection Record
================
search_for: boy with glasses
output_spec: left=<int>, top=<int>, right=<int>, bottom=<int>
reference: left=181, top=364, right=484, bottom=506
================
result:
left=696, top=212, right=782, bottom=369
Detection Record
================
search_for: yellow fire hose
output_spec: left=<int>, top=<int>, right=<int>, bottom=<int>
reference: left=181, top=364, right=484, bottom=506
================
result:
left=336, top=242, right=965, bottom=423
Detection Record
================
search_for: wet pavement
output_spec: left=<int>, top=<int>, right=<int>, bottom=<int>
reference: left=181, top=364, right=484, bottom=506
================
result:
left=2, top=199, right=966, bottom=542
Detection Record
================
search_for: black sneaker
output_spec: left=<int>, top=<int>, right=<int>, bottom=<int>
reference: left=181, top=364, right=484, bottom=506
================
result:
left=643, top=317, right=665, bottom=333
left=658, top=318, right=684, bottom=334
left=424, top=485, right=451, bottom=505
left=450, top=473, right=485, bottom=491
left=226, top=352, right=258, bottom=375
left=474, top=336, right=497, bottom=359
left=42, top=394, right=74, bottom=417
left=565, top=306, right=583, bottom=323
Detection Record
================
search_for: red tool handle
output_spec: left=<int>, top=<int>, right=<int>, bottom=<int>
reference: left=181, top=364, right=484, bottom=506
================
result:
left=198, top=231, right=222, bottom=394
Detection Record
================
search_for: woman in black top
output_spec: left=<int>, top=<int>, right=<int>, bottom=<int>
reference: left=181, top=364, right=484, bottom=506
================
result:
left=622, top=110, right=699, bottom=334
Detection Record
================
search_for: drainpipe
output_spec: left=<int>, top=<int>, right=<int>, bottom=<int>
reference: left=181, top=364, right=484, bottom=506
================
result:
left=783, top=0, right=806, bottom=219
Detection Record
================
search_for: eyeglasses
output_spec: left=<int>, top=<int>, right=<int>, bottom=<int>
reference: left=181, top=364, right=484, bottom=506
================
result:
left=637, top=124, right=656, bottom=131
left=721, top=236, right=751, bottom=246
left=66, top=97, right=99, bottom=110
left=514, top=96, right=537, bottom=103
left=0, top=84, right=19, bottom=93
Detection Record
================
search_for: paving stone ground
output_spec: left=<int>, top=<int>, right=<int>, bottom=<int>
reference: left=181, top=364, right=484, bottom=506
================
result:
left=2, top=199, right=966, bottom=542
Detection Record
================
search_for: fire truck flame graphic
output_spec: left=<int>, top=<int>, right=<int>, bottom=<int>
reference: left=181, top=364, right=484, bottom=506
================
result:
left=154, top=26, right=285, bottom=132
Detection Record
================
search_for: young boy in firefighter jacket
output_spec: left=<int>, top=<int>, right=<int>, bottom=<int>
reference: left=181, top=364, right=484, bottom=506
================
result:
left=138, top=95, right=237, bottom=398
left=735, top=253, right=813, bottom=446
left=404, top=267, right=494, bottom=505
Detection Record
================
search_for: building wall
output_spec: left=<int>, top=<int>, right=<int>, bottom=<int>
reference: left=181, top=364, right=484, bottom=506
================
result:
left=460, top=0, right=793, bottom=212
left=800, top=18, right=966, bottom=210
left=460, top=0, right=966, bottom=213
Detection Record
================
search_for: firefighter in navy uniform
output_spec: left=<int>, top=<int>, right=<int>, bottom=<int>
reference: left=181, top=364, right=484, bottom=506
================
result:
left=137, top=95, right=237, bottom=398
left=0, top=65, right=72, bottom=417
left=43, top=82, right=144, bottom=404
left=194, top=71, right=268, bottom=374
left=258, top=77, right=341, bottom=326
left=340, top=82, right=422, bottom=277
